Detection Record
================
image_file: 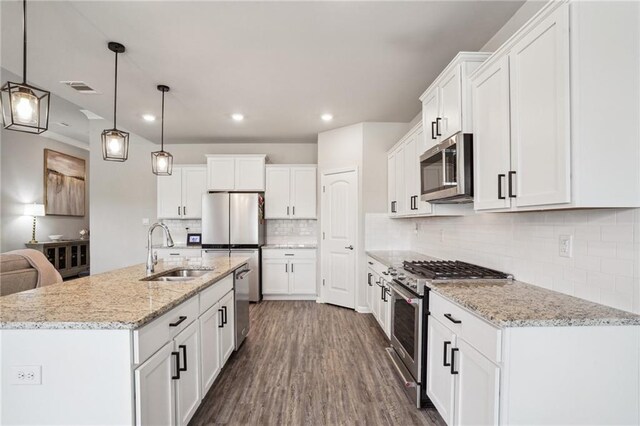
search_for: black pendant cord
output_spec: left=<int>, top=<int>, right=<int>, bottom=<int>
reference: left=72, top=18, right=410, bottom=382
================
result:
left=22, top=0, right=27, bottom=84
left=160, top=89, right=165, bottom=152
left=113, top=50, right=118, bottom=129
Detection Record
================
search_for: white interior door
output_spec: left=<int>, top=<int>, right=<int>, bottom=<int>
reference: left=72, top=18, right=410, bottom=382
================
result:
left=321, top=169, right=357, bottom=309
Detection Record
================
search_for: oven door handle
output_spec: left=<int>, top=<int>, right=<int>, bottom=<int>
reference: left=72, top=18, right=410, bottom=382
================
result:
left=390, top=281, right=421, bottom=305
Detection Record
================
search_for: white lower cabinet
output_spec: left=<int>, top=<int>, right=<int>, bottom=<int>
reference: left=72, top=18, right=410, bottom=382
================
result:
left=427, top=317, right=456, bottom=425
left=262, top=249, right=317, bottom=299
left=134, top=341, right=176, bottom=426
left=134, top=274, right=238, bottom=426
left=174, top=321, right=201, bottom=426
left=366, top=257, right=392, bottom=338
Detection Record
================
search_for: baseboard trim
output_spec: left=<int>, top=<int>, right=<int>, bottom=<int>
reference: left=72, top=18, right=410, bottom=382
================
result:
left=355, top=306, right=371, bottom=314
left=262, top=294, right=317, bottom=301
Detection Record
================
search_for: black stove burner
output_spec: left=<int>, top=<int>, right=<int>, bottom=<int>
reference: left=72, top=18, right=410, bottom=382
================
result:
left=403, top=260, right=510, bottom=280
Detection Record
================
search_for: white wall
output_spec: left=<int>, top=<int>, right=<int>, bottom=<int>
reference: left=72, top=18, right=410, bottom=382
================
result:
left=162, top=142, right=317, bottom=165
left=0, top=130, right=90, bottom=252
left=481, top=0, right=547, bottom=51
left=89, top=120, right=157, bottom=273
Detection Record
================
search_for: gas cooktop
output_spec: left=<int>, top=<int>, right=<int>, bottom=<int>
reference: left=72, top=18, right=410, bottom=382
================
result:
left=389, top=260, right=512, bottom=296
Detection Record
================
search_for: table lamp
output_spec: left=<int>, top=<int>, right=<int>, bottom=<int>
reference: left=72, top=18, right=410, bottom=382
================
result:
left=24, top=203, right=45, bottom=243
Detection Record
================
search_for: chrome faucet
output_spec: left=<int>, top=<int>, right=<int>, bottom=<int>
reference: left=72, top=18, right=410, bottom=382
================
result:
left=146, top=222, right=174, bottom=274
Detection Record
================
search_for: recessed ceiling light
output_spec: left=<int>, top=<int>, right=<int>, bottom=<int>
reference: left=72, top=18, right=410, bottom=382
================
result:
left=142, top=114, right=156, bottom=122
left=231, top=113, right=244, bottom=122
left=321, top=113, right=333, bottom=122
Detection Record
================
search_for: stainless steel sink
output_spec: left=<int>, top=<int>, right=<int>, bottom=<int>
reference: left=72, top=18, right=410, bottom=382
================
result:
left=142, top=269, right=211, bottom=282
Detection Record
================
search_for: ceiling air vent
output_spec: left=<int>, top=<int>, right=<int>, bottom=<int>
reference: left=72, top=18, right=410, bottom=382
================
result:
left=60, top=81, right=99, bottom=94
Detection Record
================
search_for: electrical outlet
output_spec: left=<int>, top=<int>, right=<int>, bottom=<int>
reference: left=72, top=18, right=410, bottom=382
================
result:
left=559, top=235, right=573, bottom=258
left=10, top=366, right=42, bottom=385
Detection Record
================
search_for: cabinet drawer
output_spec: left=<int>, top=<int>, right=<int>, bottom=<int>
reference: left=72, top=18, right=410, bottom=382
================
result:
left=262, top=249, right=316, bottom=259
left=155, top=248, right=202, bottom=259
left=200, top=274, right=234, bottom=315
left=366, top=256, right=389, bottom=277
left=134, top=296, right=199, bottom=364
left=429, top=292, right=501, bottom=364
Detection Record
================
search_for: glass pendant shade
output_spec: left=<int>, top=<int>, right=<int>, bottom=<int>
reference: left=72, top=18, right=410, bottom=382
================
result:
left=1, top=81, right=50, bottom=134
left=101, top=128, right=130, bottom=161
left=151, top=150, right=173, bottom=175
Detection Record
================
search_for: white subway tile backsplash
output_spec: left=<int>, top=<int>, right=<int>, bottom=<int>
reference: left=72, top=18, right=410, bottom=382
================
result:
left=366, top=207, right=640, bottom=314
left=266, top=219, right=317, bottom=245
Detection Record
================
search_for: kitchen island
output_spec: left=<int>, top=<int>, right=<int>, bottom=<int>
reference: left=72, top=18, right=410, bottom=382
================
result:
left=0, top=256, right=249, bottom=425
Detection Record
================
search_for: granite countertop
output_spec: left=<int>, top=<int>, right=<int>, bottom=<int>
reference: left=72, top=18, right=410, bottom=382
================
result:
left=0, top=256, right=248, bottom=330
left=263, top=244, right=317, bottom=249
left=366, top=250, right=640, bottom=328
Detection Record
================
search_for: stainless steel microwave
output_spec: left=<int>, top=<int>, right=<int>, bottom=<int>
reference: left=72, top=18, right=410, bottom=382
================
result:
left=419, top=133, right=473, bottom=203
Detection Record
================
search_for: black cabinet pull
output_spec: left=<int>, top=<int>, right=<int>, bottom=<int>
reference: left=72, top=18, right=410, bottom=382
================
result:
left=367, top=273, right=372, bottom=286
left=443, top=341, right=451, bottom=367
left=222, top=305, right=228, bottom=325
left=498, top=174, right=506, bottom=200
left=292, top=206, right=295, bottom=216
left=450, top=348, right=459, bottom=375
left=368, top=261, right=373, bottom=265
left=178, top=206, right=181, bottom=216
left=508, top=171, right=517, bottom=198
left=178, top=345, right=187, bottom=372
left=169, top=316, right=187, bottom=327
left=218, top=309, right=224, bottom=328
left=444, top=313, right=462, bottom=324
left=287, top=206, right=290, bottom=216
left=172, top=351, right=181, bottom=380
left=183, top=206, right=186, bottom=216
left=380, top=286, right=385, bottom=301
left=391, top=201, right=397, bottom=213
left=436, top=117, right=442, bottom=136
left=431, top=121, right=437, bottom=140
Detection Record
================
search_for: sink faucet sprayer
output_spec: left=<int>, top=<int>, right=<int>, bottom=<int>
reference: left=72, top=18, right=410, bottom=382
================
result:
left=147, top=222, right=174, bottom=274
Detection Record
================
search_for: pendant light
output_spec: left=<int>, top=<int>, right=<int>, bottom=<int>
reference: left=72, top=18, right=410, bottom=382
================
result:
left=151, top=85, right=173, bottom=176
left=0, top=0, right=50, bottom=134
left=101, top=42, right=129, bottom=161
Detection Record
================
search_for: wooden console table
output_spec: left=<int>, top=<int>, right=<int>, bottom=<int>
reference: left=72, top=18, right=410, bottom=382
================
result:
left=25, top=240, right=90, bottom=279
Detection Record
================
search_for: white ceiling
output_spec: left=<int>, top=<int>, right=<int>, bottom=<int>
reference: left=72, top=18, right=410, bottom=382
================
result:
left=1, top=1, right=523, bottom=144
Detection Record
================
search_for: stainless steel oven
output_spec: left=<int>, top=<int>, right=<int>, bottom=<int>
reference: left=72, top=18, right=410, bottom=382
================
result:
left=386, top=279, right=427, bottom=408
left=419, top=133, right=473, bottom=203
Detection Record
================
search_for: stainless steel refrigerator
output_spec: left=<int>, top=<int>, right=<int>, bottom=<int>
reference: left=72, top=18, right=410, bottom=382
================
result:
left=201, top=192, right=264, bottom=303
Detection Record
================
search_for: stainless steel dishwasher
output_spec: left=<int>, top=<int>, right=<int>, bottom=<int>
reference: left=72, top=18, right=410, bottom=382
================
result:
left=234, top=264, right=251, bottom=348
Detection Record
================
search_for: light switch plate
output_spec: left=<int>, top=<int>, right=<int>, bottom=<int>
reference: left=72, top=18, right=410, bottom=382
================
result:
left=559, top=235, right=573, bottom=258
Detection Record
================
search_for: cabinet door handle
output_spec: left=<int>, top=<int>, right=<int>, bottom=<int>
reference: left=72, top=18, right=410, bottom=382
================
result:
left=444, top=313, right=462, bottom=324
left=169, top=316, right=187, bottom=327
left=285, top=263, right=288, bottom=273
left=178, top=345, right=187, bottom=372
left=178, top=206, right=181, bottom=216
left=450, top=347, right=459, bottom=375
left=498, top=174, right=506, bottom=200
left=431, top=121, right=437, bottom=140
left=436, top=117, right=442, bottom=136
left=292, top=206, right=295, bottom=216
left=368, top=261, right=373, bottom=265
left=368, top=273, right=372, bottom=286
left=222, top=306, right=227, bottom=325
left=291, top=263, right=294, bottom=273
left=443, top=341, right=451, bottom=367
left=287, top=206, right=290, bottom=216
left=183, top=206, right=186, bottom=216
left=172, top=351, right=181, bottom=380
left=508, top=171, right=517, bottom=198
left=391, top=201, right=397, bottom=213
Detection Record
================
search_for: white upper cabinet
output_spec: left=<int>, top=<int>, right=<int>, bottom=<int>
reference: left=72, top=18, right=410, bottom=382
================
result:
left=509, top=4, right=570, bottom=208
left=206, top=155, right=266, bottom=192
left=472, top=56, right=512, bottom=211
left=438, top=66, right=462, bottom=142
left=265, top=165, right=316, bottom=219
left=387, top=154, right=396, bottom=216
left=158, top=166, right=207, bottom=219
left=421, top=88, right=440, bottom=150
left=471, top=0, right=640, bottom=211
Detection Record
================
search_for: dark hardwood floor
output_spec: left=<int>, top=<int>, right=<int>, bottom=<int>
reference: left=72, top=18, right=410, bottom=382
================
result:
left=190, top=301, right=446, bottom=426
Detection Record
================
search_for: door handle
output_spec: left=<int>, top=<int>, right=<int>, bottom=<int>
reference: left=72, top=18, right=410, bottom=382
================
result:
left=345, top=245, right=354, bottom=250
left=443, top=341, right=451, bottom=367
left=285, top=263, right=288, bottom=273
left=292, top=206, right=295, bottom=216
left=498, top=174, right=506, bottom=200
left=368, top=273, right=372, bottom=286
left=222, top=306, right=227, bottom=325
left=450, top=347, right=459, bottom=375
left=508, top=171, right=517, bottom=198
left=178, top=345, right=187, bottom=372
left=431, top=121, right=437, bottom=140
left=218, top=309, right=224, bottom=328
left=172, top=351, right=181, bottom=380
left=183, top=206, right=186, bottom=216
left=178, top=206, right=181, bottom=216
left=287, top=206, right=290, bottom=216
left=436, top=117, right=442, bottom=136
left=291, top=263, right=294, bottom=273
left=444, top=313, right=462, bottom=324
